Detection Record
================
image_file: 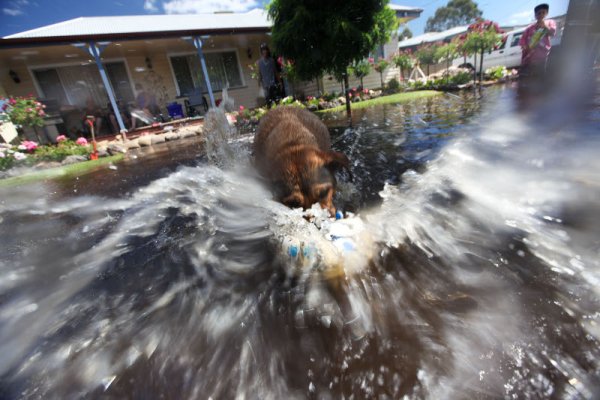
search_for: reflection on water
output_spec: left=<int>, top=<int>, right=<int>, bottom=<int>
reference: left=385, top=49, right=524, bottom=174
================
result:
left=1, top=84, right=599, bottom=399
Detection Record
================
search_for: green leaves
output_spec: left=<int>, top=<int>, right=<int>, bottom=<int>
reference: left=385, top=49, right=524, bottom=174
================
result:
left=2, top=96, right=45, bottom=128
left=350, top=59, right=372, bottom=80
left=268, top=0, right=397, bottom=80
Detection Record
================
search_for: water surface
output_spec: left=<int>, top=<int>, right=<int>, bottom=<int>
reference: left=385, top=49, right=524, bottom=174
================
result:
left=1, top=84, right=599, bottom=399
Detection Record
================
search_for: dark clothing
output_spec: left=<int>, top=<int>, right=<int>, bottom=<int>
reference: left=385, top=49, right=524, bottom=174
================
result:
left=258, top=56, right=279, bottom=107
left=258, top=57, right=277, bottom=89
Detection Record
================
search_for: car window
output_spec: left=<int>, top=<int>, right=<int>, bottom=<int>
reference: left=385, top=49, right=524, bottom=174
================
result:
left=511, top=33, right=523, bottom=47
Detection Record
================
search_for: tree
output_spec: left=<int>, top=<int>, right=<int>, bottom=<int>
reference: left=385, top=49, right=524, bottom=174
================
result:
left=459, top=19, right=505, bottom=86
left=424, top=0, right=482, bottom=32
left=269, top=0, right=398, bottom=116
left=415, top=43, right=441, bottom=76
left=400, top=26, right=413, bottom=40
left=371, top=58, right=389, bottom=89
left=392, top=49, right=413, bottom=81
left=350, top=59, right=371, bottom=88
left=434, top=41, right=458, bottom=84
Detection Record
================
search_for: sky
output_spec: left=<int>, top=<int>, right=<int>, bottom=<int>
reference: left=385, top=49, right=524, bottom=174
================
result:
left=0, top=0, right=570, bottom=38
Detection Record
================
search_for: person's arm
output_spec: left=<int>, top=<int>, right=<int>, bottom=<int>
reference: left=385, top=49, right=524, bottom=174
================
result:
left=545, top=19, right=557, bottom=37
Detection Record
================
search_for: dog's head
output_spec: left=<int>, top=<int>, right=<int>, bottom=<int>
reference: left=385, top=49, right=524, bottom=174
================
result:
left=274, top=149, right=351, bottom=216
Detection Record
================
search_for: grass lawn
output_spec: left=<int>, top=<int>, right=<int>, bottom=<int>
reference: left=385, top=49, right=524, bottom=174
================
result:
left=0, top=154, right=125, bottom=188
left=317, top=90, right=442, bottom=113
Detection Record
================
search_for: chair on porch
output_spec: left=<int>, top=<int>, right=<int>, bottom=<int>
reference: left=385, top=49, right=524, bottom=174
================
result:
left=184, top=89, right=209, bottom=117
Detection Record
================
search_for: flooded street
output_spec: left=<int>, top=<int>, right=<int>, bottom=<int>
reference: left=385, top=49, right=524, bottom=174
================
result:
left=1, top=83, right=600, bottom=399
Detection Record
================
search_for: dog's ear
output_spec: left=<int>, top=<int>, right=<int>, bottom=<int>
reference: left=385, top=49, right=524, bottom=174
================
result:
left=323, top=151, right=353, bottom=181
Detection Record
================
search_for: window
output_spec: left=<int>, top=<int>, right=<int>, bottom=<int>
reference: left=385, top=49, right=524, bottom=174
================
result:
left=511, top=33, right=523, bottom=48
left=33, top=61, right=134, bottom=108
left=170, top=51, right=243, bottom=96
left=33, top=69, right=68, bottom=106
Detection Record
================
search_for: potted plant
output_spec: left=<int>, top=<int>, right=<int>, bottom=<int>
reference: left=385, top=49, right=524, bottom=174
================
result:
left=370, top=58, right=390, bottom=90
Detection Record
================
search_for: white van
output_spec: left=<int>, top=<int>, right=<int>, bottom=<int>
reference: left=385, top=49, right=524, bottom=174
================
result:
left=452, top=27, right=526, bottom=70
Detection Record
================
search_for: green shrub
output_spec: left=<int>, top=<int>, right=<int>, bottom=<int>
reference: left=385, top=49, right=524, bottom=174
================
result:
left=0, top=154, right=14, bottom=170
left=451, top=71, right=472, bottom=85
left=386, top=78, right=401, bottom=93
left=34, top=140, right=91, bottom=162
left=484, top=65, right=507, bottom=80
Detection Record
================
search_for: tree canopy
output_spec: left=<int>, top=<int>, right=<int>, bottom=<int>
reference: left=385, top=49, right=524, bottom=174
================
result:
left=424, top=0, right=483, bottom=33
left=400, top=26, right=413, bottom=40
left=268, top=0, right=397, bottom=81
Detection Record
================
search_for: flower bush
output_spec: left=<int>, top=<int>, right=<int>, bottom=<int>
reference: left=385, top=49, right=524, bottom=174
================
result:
left=1, top=96, right=46, bottom=128
left=0, top=137, right=92, bottom=171
left=459, top=19, right=505, bottom=82
left=19, top=140, right=38, bottom=152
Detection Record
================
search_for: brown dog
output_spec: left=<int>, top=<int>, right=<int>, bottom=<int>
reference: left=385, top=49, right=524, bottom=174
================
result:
left=253, top=107, right=350, bottom=215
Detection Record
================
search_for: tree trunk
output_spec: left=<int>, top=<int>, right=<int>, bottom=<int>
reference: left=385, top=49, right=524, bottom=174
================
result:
left=426, top=64, right=430, bottom=77
left=479, top=49, right=484, bottom=86
left=446, top=55, right=450, bottom=86
left=344, top=73, right=351, bottom=118
left=360, top=77, right=364, bottom=88
left=399, top=68, right=403, bottom=81
left=472, top=53, right=477, bottom=84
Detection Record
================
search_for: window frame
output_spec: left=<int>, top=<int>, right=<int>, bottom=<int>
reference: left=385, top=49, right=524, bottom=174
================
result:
left=167, top=48, right=246, bottom=97
left=28, top=58, right=135, bottom=107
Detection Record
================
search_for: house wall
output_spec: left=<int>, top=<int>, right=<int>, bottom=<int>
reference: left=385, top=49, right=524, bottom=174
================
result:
left=1, top=61, right=38, bottom=99
left=0, top=33, right=273, bottom=114
left=296, top=64, right=403, bottom=98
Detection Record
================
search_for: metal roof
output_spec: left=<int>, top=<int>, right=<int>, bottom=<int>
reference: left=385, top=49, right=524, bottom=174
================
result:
left=2, top=9, right=270, bottom=41
left=1, top=4, right=423, bottom=48
left=398, top=25, right=469, bottom=48
left=388, top=4, right=423, bottom=12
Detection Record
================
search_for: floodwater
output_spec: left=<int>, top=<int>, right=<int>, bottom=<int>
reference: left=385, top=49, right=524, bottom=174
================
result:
left=1, top=82, right=599, bottom=399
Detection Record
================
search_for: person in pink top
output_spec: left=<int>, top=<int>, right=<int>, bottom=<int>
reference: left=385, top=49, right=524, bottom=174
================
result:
left=519, top=3, right=557, bottom=77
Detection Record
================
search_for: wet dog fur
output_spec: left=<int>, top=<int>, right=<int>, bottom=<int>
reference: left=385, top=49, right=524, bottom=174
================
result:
left=253, top=107, right=350, bottom=215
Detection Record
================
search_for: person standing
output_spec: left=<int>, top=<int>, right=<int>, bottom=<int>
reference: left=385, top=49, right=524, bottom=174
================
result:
left=257, top=43, right=280, bottom=108
left=519, top=3, right=557, bottom=79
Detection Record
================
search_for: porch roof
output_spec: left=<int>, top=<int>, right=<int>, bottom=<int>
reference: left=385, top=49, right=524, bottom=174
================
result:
left=0, top=9, right=270, bottom=48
